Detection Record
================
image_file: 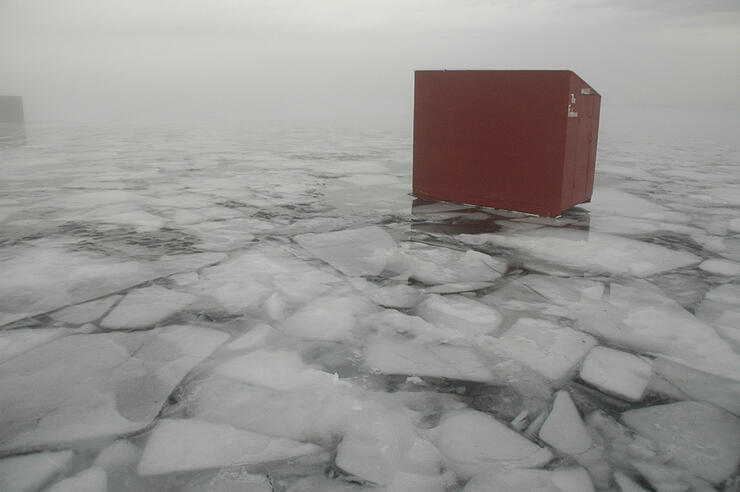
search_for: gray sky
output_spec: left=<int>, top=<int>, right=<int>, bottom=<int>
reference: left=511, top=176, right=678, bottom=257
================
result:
left=1, top=0, right=738, bottom=124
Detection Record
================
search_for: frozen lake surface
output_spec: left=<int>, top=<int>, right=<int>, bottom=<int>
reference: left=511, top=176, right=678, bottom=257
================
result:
left=1, top=107, right=739, bottom=491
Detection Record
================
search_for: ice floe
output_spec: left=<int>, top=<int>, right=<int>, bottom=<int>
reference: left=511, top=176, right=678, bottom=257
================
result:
left=295, top=226, right=396, bottom=276
left=365, top=336, right=494, bottom=382
left=622, top=401, right=740, bottom=483
left=0, top=325, right=228, bottom=452
left=482, top=317, right=597, bottom=383
left=579, top=346, right=652, bottom=401
left=0, top=449, right=73, bottom=492
left=99, top=286, right=196, bottom=329
left=539, top=391, right=593, bottom=455
left=137, top=419, right=323, bottom=476
left=459, top=228, right=700, bottom=277
left=214, top=349, right=337, bottom=390
left=46, top=467, right=107, bottom=492
left=429, top=409, right=552, bottom=478
left=415, top=294, right=503, bottom=338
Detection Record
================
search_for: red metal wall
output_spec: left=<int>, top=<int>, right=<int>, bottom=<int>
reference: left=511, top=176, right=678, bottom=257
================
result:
left=413, top=70, right=600, bottom=217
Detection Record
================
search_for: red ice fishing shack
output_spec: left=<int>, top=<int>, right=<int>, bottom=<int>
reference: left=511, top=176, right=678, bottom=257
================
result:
left=412, top=70, right=601, bottom=217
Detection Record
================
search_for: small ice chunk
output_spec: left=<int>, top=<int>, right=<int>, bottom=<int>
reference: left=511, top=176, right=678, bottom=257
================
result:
left=580, top=347, right=652, bottom=401
left=215, top=349, right=336, bottom=390
left=365, top=337, right=494, bottom=382
left=485, top=318, right=597, bottom=383
left=50, top=295, right=122, bottom=324
left=137, top=419, right=322, bottom=476
left=100, top=286, right=197, bottom=330
left=622, top=401, right=740, bottom=483
left=415, top=294, right=503, bottom=337
left=279, top=295, right=374, bottom=341
left=430, top=410, right=552, bottom=478
left=539, top=391, right=593, bottom=455
left=94, top=440, right=140, bottom=469
left=0, top=449, right=73, bottom=492
left=295, top=226, right=396, bottom=276
left=729, top=218, right=740, bottom=234
left=46, top=467, right=107, bottom=492
left=698, top=258, right=740, bottom=276
left=386, top=246, right=507, bottom=285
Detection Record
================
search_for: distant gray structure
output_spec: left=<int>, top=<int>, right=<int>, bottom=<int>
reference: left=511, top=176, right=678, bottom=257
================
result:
left=0, top=96, right=24, bottom=123
left=0, top=96, right=26, bottom=146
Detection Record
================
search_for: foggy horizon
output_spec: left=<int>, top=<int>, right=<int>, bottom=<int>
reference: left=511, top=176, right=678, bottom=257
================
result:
left=2, top=0, right=739, bottom=125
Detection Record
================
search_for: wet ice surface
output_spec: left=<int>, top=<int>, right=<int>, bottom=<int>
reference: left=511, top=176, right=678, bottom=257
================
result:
left=0, top=113, right=739, bottom=492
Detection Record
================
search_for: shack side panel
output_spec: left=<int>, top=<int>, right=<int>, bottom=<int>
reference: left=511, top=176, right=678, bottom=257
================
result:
left=560, top=73, right=601, bottom=210
left=0, top=96, right=24, bottom=124
left=413, top=71, right=569, bottom=217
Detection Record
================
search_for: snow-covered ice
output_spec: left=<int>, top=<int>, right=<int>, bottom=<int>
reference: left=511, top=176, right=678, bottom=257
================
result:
left=1, top=113, right=738, bottom=489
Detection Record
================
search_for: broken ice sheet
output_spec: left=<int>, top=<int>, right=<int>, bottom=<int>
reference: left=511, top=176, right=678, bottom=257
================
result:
left=622, top=401, right=740, bottom=483
left=0, top=244, right=225, bottom=328
left=459, top=228, right=700, bottom=277
left=512, top=275, right=740, bottom=381
left=429, top=409, right=552, bottom=479
left=0, top=327, right=68, bottom=364
left=50, top=295, right=122, bottom=325
left=295, top=226, right=397, bottom=276
left=0, top=449, right=74, bottom=492
left=0, top=325, right=228, bottom=452
left=480, top=317, right=597, bottom=384
left=99, top=286, right=197, bottom=330
left=137, top=419, right=324, bottom=476
left=187, top=245, right=341, bottom=315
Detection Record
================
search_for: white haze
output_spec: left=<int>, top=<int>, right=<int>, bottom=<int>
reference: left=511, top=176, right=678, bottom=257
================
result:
left=1, top=0, right=739, bottom=126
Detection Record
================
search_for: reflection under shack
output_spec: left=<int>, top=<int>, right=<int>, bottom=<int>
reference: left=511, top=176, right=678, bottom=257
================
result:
left=411, top=198, right=591, bottom=237
left=0, top=96, right=26, bottom=147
